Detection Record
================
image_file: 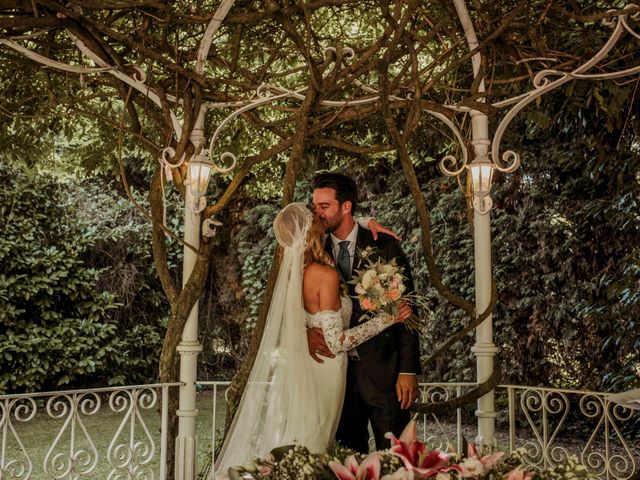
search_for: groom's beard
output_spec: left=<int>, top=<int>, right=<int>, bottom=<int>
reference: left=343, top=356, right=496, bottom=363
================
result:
left=320, top=216, right=341, bottom=234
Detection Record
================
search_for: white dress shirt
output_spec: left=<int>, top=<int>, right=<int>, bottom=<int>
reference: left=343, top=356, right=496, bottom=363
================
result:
left=329, top=223, right=359, bottom=271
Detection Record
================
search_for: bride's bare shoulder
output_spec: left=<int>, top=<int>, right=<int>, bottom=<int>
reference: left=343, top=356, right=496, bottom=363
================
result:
left=303, top=263, right=341, bottom=311
left=304, top=262, right=339, bottom=283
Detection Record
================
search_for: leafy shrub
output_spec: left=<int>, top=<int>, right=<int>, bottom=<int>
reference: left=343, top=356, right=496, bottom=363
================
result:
left=0, top=166, right=120, bottom=393
left=0, top=165, right=172, bottom=393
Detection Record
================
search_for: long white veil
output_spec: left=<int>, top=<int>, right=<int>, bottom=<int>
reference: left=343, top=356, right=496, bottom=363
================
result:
left=213, top=202, right=323, bottom=476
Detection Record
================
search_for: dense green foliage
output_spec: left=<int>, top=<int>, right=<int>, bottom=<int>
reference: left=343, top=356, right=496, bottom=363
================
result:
left=490, top=80, right=640, bottom=391
left=0, top=164, right=170, bottom=393
left=0, top=166, right=114, bottom=392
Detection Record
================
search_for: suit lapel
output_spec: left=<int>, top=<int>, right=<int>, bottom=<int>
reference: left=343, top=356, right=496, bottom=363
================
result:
left=353, top=225, right=374, bottom=273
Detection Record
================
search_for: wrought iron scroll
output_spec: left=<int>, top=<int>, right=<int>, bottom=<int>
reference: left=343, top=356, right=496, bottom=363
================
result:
left=508, top=386, right=638, bottom=480
left=0, top=384, right=179, bottom=480
left=490, top=5, right=640, bottom=175
left=0, top=397, right=36, bottom=479
left=107, top=388, right=158, bottom=480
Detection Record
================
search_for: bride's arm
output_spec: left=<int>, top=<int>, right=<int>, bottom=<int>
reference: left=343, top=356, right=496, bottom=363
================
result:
left=355, top=217, right=400, bottom=240
left=317, top=277, right=411, bottom=354
left=326, top=302, right=411, bottom=353
left=325, top=313, right=394, bottom=353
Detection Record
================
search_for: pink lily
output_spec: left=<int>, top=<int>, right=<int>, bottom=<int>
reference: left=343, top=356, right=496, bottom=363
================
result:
left=385, top=421, right=424, bottom=469
left=329, top=453, right=382, bottom=480
left=467, top=443, right=504, bottom=470
left=505, top=466, right=534, bottom=480
left=386, top=421, right=462, bottom=477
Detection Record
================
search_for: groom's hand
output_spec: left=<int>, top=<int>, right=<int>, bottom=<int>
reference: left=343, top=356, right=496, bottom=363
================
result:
left=307, top=327, right=335, bottom=363
left=396, top=374, right=418, bottom=409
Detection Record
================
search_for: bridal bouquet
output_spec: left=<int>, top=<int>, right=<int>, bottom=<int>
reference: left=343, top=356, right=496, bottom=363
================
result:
left=350, top=246, right=423, bottom=331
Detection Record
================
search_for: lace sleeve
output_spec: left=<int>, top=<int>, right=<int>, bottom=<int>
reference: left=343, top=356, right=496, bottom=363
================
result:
left=318, top=310, right=395, bottom=354
left=355, top=216, right=373, bottom=230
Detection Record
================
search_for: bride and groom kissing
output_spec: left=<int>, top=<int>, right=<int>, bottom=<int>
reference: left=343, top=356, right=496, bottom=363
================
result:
left=215, top=173, right=421, bottom=476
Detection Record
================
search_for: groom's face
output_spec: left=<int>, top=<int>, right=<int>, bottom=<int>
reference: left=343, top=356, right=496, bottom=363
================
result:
left=312, top=187, right=351, bottom=234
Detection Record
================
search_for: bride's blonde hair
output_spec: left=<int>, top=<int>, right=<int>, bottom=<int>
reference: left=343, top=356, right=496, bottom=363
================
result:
left=305, top=217, right=334, bottom=267
left=273, top=202, right=332, bottom=267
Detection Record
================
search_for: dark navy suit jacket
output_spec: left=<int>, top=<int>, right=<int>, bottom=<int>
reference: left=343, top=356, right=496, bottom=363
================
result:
left=325, top=226, right=422, bottom=392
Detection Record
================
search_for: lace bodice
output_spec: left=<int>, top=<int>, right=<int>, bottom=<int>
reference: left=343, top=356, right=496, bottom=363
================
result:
left=305, top=296, right=394, bottom=355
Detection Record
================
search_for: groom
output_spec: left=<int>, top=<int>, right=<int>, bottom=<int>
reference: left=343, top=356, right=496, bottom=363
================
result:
left=307, top=172, right=421, bottom=453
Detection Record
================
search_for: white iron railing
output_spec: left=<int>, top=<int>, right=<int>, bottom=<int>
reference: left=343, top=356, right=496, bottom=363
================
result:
left=0, top=383, right=180, bottom=480
left=198, top=381, right=640, bottom=480
left=2, top=382, right=638, bottom=479
left=503, top=385, right=640, bottom=480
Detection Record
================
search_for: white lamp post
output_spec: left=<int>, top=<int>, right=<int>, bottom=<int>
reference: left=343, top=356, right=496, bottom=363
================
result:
left=175, top=106, right=235, bottom=479
left=453, top=0, right=499, bottom=448
left=175, top=107, right=216, bottom=479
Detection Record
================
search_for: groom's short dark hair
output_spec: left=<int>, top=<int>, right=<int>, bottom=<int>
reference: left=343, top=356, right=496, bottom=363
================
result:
left=312, top=172, right=358, bottom=215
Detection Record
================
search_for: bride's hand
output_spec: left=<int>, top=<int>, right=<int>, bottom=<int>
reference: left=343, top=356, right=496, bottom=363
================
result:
left=394, top=301, right=411, bottom=323
left=367, top=218, right=400, bottom=240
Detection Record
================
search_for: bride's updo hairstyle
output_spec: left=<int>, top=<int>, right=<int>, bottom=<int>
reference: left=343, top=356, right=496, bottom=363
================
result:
left=273, top=202, right=333, bottom=267
left=274, top=202, right=312, bottom=249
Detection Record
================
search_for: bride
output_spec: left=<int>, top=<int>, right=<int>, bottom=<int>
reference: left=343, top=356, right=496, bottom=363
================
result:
left=214, top=202, right=409, bottom=476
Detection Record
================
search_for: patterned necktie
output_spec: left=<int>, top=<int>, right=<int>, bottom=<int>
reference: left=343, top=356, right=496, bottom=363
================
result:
left=337, top=240, right=351, bottom=281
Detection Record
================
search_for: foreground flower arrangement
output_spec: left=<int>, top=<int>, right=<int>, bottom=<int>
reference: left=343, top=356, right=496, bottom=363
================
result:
left=224, top=421, right=593, bottom=480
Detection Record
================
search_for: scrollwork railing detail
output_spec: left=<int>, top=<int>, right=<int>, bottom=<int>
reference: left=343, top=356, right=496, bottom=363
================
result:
left=508, top=386, right=639, bottom=480
left=0, top=398, right=36, bottom=479
left=43, top=392, right=101, bottom=479
left=415, top=384, right=469, bottom=451
left=1, top=384, right=178, bottom=480
left=107, top=388, right=158, bottom=480
left=579, top=395, right=637, bottom=480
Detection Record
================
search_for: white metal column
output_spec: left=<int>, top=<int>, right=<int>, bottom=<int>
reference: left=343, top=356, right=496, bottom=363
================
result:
left=175, top=196, right=203, bottom=480
left=175, top=112, right=207, bottom=479
left=453, top=0, right=497, bottom=447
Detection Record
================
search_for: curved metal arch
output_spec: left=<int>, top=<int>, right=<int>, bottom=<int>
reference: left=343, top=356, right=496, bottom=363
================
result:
left=490, top=5, right=640, bottom=172
left=207, top=78, right=469, bottom=175
left=205, top=84, right=306, bottom=173
left=426, top=110, right=469, bottom=176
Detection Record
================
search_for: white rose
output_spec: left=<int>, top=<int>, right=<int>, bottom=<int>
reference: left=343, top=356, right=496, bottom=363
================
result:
left=370, top=284, right=384, bottom=298
left=435, top=473, right=451, bottom=480
left=362, top=270, right=378, bottom=289
left=460, top=457, right=484, bottom=477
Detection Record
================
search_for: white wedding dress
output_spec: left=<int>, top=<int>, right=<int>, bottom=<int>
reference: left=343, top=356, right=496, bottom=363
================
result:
left=304, top=295, right=395, bottom=451
left=213, top=203, right=395, bottom=478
